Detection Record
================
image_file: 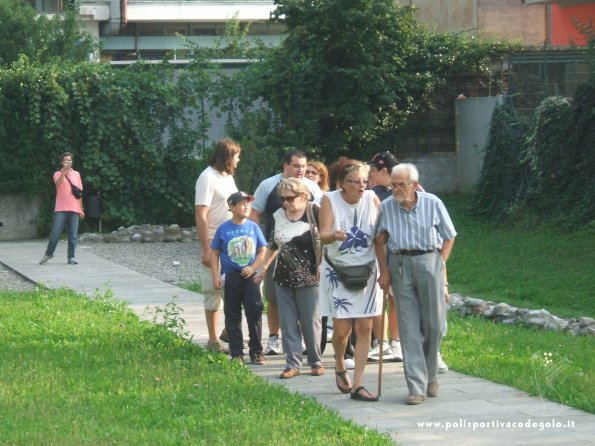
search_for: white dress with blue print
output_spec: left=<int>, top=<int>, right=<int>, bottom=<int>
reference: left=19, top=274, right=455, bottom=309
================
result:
left=319, top=190, right=382, bottom=319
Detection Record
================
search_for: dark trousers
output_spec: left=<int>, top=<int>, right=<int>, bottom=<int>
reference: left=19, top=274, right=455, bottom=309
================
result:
left=223, top=271, right=264, bottom=357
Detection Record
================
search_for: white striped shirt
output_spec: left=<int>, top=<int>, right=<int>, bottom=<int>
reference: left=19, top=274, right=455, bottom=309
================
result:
left=376, top=192, right=457, bottom=252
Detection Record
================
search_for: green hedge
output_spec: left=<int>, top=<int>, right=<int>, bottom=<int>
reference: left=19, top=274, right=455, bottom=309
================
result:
left=0, top=61, right=211, bottom=232
left=474, top=78, right=595, bottom=230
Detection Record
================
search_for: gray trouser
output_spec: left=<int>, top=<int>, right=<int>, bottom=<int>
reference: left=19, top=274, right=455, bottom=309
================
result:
left=389, top=251, right=446, bottom=396
left=263, top=258, right=278, bottom=304
left=275, top=284, right=322, bottom=370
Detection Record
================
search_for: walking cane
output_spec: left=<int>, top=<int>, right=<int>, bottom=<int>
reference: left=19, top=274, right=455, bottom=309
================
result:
left=377, top=288, right=389, bottom=397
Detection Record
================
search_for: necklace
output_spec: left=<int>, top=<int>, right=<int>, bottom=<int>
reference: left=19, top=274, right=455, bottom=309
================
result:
left=285, top=209, right=304, bottom=222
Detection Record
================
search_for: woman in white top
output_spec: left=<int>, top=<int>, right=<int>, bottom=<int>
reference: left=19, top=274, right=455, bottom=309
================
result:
left=319, top=161, right=382, bottom=402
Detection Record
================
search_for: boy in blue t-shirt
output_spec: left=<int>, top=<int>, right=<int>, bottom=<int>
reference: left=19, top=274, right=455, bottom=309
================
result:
left=210, top=191, right=268, bottom=364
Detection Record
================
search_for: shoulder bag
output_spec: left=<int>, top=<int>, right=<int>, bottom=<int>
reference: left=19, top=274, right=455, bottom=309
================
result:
left=65, top=175, right=83, bottom=199
left=324, top=252, right=374, bottom=290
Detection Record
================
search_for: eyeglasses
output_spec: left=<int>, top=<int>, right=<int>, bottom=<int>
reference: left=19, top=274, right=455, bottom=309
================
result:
left=344, top=179, right=369, bottom=186
left=280, top=195, right=297, bottom=203
left=291, top=163, right=306, bottom=170
left=305, top=169, right=319, bottom=176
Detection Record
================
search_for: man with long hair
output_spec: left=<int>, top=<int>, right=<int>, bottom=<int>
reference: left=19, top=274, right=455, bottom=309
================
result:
left=195, top=138, right=241, bottom=352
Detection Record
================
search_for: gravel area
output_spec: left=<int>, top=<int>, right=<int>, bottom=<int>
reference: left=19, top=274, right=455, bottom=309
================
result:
left=81, top=242, right=202, bottom=284
left=0, top=263, right=37, bottom=292
left=0, top=241, right=203, bottom=292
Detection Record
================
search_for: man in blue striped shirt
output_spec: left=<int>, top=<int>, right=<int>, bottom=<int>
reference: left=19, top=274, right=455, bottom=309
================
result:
left=375, top=163, right=456, bottom=405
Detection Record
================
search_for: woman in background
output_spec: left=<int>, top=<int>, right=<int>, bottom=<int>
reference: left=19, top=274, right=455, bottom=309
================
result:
left=305, top=161, right=330, bottom=192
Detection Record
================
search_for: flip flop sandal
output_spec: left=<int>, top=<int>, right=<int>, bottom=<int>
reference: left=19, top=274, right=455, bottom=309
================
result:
left=335, top=369, right=351, bottom=394
left=350, top=386, right=379, bottom=402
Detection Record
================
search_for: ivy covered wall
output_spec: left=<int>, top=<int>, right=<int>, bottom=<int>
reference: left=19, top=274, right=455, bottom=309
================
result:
left=0, top=60, right=211, bottom=232
left=474, top=77, right=595, bottom=230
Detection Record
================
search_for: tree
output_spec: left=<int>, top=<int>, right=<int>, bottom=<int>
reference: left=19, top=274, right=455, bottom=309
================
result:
left=0, top=0, right=98, bottom=67
left=261, top=0, right=418, bottom=155
left=220, top=0, right=514, bottom=160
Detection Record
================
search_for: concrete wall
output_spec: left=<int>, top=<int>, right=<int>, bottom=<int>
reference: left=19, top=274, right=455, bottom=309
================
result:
left=402, top=153, right=458, bottom=194
left=0, top=193, right=41, bottom=240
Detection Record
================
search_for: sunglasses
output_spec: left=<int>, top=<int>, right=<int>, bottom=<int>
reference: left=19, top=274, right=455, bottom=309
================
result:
left=280, top=195, right=297, bottom=203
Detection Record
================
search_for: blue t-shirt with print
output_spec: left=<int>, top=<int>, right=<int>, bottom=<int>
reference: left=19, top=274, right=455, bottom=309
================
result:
left=211, top=219, right=267, bottom=275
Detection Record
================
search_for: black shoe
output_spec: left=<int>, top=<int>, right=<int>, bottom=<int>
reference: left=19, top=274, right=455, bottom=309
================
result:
left=350, top=386, right=378, bottom=402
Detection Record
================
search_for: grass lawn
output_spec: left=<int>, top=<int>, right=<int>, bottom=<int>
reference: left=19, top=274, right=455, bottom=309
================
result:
left=0, top=289, right=393, bottom=446
left=443, top=194, right=594, bottom=319
left=443, top=312, right=594, bottom=414
left=440, top=194, right=594, bottom=414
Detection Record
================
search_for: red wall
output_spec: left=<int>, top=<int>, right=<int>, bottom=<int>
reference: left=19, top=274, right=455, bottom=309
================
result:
left=551, top=4, right=595, bottom=46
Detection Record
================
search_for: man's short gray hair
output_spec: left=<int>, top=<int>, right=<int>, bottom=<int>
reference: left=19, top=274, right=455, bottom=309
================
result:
left=392, top=163, right=419, bottom=183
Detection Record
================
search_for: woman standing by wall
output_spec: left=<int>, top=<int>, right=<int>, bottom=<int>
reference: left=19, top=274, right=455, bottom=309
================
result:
left=319, top=161, right=382, bottom=402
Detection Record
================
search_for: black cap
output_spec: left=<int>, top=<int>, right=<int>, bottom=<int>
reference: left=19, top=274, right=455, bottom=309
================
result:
left=227, top=191, right=254, bottom=206
left=368, top=151, right=399, bottom=170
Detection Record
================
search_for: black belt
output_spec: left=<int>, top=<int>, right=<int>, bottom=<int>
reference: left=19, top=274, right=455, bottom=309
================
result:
left=394, top=249, right=438, bottom=256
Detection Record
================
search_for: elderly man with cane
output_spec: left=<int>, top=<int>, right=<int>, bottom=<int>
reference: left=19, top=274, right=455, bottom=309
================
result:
left=375, top=163, right=456, bottom=405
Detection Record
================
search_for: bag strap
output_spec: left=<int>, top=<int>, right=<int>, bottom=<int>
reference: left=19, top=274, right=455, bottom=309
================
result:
left=305, top=202, right=321, bottom=267
left=65, top=175, right=79, bottom=191
left=323, top=250, right=338, bottom=271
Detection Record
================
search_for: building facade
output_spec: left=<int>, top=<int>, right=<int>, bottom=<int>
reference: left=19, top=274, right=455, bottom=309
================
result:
left=27, top=0, right=594, bottom=62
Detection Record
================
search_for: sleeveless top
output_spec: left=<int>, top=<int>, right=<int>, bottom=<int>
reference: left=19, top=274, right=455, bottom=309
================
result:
left=319, top=190, right=381, bottom=318
left=324, top=189, right=378, bottom=267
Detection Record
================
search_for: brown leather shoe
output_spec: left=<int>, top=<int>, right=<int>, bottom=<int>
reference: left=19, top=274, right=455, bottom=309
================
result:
left=406, top=394, right=426, bottom=405
left=206, top=340, right=229, bottom=354
left=311, top=365, right=325, bottom=376
left=280, top=368, right=300, bottom=379
left=427, top=380, right=439, bottom=397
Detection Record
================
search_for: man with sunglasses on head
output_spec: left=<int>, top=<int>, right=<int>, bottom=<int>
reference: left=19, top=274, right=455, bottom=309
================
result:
left=250, top=150, right=323, bottom=355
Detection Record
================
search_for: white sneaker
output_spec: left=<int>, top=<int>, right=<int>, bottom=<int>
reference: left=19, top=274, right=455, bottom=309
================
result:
left=344, top=358, right=355, bottom=370
left=390, top=339, right=403, bottom=362
left=367, top=340, right=393, bottom=363
left=264, top=334, right=281, bottom=355
left=438, top=352, right=449, bottom=373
